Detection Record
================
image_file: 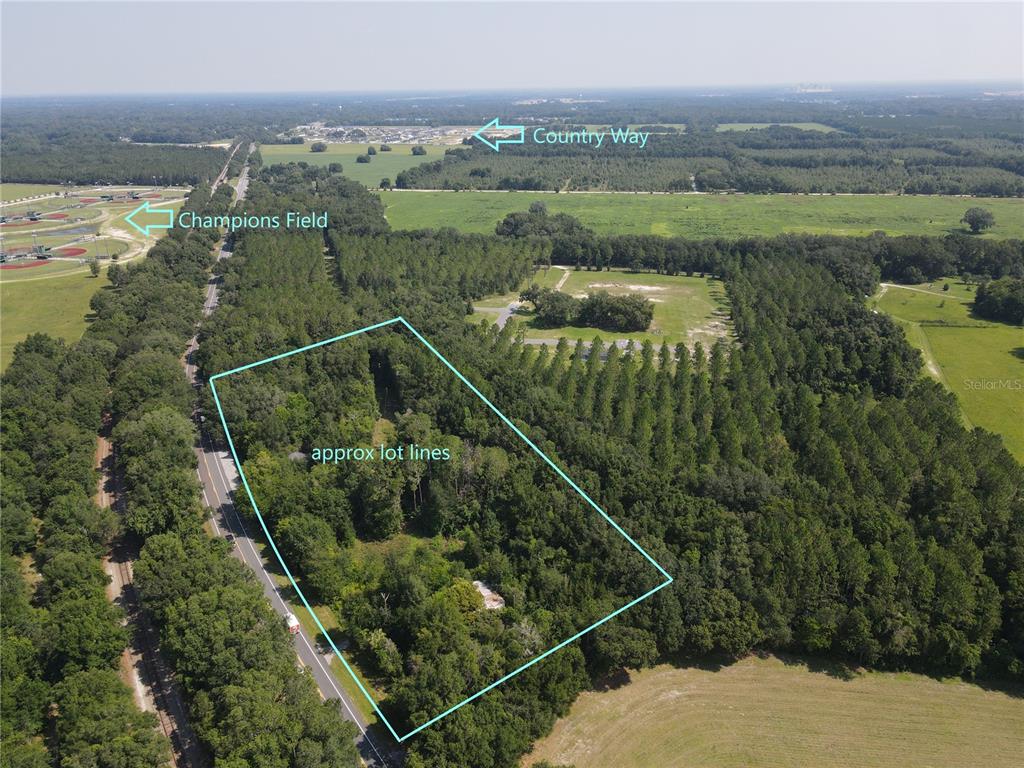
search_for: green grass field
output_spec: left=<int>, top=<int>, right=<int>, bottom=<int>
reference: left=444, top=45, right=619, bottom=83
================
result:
left=716, top=122, right=838, bottom=132
left=872, top=280, right=1023, bottom=460
left=1, top=270, right=111, bottom=369
left=258, top=143, right=447, bottom=188
left=380, top=191, right=1024, bottom=239
left=523, top=654, right=1024, bottom=768
left=471, top=268, right=731, bottom=349
left=0, top=183, right=66, bottom=201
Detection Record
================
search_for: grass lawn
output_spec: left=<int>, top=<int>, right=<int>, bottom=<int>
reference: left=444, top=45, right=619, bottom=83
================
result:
left=0, top=183, right=66, bottom=201
left=523, top=654, right=1024, bottom=768
left=1, top=271, right=109, bottom=369
left=872, top=280, right=1024, bottom=460
left=258, top=143, right=447, bottom=188
left=716, top=122, right=838, bottom=132
left=471, top=268, right=731, bottom=349
left=379, top=191, right=1024, bottom=239
left=472, top=265, right=565, bottom=310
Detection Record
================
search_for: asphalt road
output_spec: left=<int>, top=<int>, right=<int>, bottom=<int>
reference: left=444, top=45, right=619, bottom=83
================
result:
left=183, top=151, right=399, bottom=768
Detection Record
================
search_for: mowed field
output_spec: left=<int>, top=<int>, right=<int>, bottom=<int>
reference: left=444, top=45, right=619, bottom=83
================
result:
left=379, top=191, right=1024, bottom=239
left=523, top=654, right=1024, bottom=768
left=473, top=268, right=731, bottom=349
left=1, top=271, right=112, bottom=369
left=0, top=182, right=68, bottom=200
left=872, top=280, right=1024, bottom=460
left=258, top=143, right=447, bottom=188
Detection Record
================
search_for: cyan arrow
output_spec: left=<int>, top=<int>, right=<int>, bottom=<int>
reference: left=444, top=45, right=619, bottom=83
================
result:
left=473, top=117, right=525, bottom=152
left=125, top=200, right=174, bottom=236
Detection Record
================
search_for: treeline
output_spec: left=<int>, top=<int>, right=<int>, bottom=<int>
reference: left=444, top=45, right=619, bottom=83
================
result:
left=394, top=128, right=1024, bottom=195
left=1, top=345, right=169, bottom=765
left=0, top=140, right=228, bottom=185
left=974, top=276, right=1024, bottom=324
left=100, top=182, right=362, bottom=768
left=496, top=204, right=1024, bottom=288
left=190, top=165, right=1024, bottom=768
left=521, top=285, right=654, bottom=332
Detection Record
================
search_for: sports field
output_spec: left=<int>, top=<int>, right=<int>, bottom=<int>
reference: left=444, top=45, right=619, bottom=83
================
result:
left=0, top=192, right=185, bottom=370
left=379, top=191, right=1024, bottom=239
left=872, top=280, right=1024, bottom=460
left=258, top=143, right=447, bottom=188
left=471, top=268, right=731, bottom=349
left=522, top=654, right=1024, bottom=768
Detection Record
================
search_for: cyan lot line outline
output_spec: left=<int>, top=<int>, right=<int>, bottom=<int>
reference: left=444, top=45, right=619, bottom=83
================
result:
left=209, top=316, right=674, bottom=742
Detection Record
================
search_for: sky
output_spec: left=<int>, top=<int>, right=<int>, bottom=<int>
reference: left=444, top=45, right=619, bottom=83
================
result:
left=2, top=1, right=1021, bottom=96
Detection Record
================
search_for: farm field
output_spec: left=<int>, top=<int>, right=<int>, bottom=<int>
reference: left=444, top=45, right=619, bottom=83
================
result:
left=716, top=122, right=838, bottom=131
left=522, top=654, right=1024, bottom=768
left=258, top=143, right=447, bottom=188
left=471, top=268, right=731, bottom=349
left=379, top=191, right=1024, bottom=239
left=872, top=280, right=1024, bottom=460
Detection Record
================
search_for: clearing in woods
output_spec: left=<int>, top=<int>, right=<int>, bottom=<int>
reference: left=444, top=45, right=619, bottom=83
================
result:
left=715, top=122, right=838, bottom=132
left=471, top=268, right=732, bottom=349
left=522, top=654, right=1024, bottom=768
left=871, top=280, right=1024, bottom=460
left=257, top=143, right=447, bottom=188
left=379, top=191, right=1024, bottom=240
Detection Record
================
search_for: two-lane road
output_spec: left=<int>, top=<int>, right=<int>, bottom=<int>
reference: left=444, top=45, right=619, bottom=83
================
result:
left=182, top=148, right=399, bottom=767
left=190, top=417, right=396, bottom=768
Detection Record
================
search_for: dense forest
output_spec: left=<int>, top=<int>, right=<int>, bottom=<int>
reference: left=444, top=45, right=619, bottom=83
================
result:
left=180, top=163, right=1024, bottom=767
left=0, top=138, right=229, bottom=186
left=395, top=128, right=1024, bottom=195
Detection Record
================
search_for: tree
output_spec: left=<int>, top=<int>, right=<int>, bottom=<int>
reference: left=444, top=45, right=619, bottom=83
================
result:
left=107, top=263, right=128, bottom=288
left=53, top=669, right=169, bottom=768
left=962, top=207, right=995, bottom=233
left=367, top=146, right=377, bottom=156
left=89, top=258, right=100, bottom=277
left=310, top=142, right=328, bottom=153
left=356, top=154, right=371, bottom=164
left=379, top=144, right=392, bottom=152
left=411, top=145, right=427, bottom=156
left=379, top=178, right=392, bottom=190
left=45, top=597, right=127, bottom=674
